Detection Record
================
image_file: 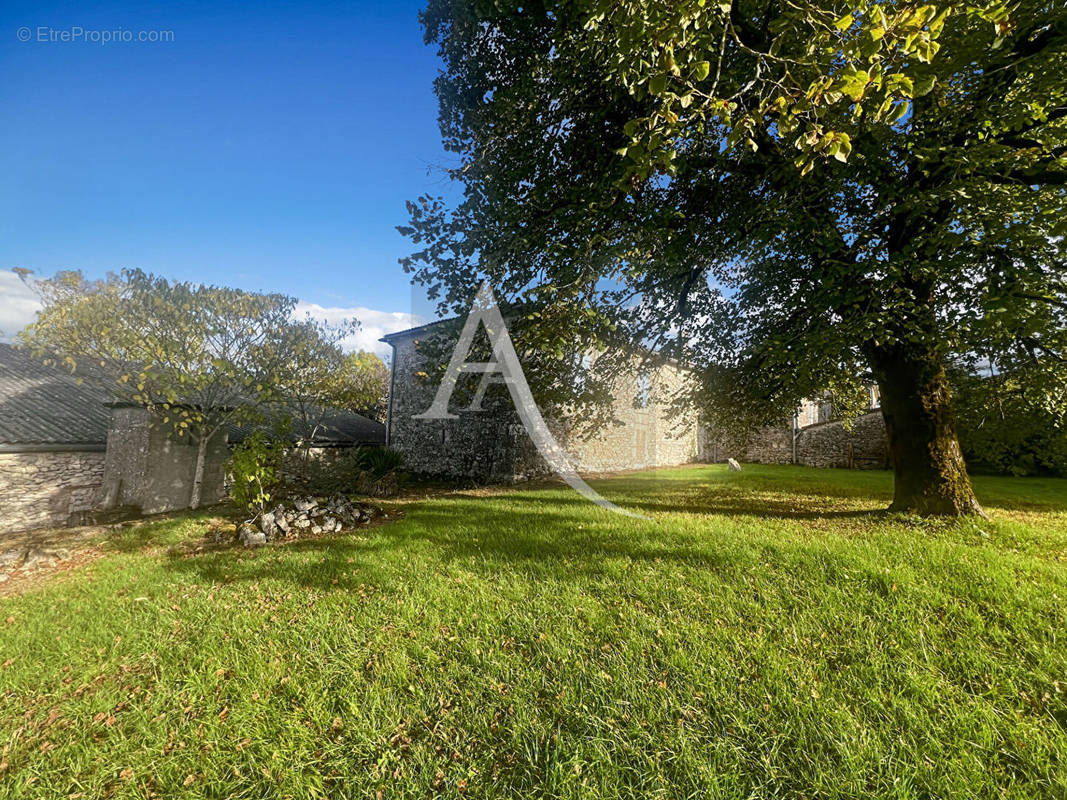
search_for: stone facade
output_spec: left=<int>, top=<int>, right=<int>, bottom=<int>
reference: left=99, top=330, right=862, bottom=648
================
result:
left=383, top=328, right=700, bottom=482
left=100, top=406, right=230, bottom=514
left=0, top=450, right=106, bottom=532
left=568, top=365, right=699, bottom=473
left=795, top=411, right=888, bottom=469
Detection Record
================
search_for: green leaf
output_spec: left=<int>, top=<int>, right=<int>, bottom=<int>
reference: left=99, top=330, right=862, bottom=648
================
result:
left=834, top=13, right=854, bottom=32
left=887, top=100, right=909, bottom=123
left=837, top=69, right=870, bottom=102
left=913, top=74, right=936, bottom=97
left=692, top=61, right=711, bottom=81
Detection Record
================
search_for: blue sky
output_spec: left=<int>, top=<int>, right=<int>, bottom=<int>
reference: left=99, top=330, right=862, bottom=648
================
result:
left=0, top=1, right=458, bottom=352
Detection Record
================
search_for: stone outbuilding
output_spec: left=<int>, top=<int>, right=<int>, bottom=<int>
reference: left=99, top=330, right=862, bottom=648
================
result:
left=0, top=343, right=110, bottom=532
left=0, top=343, right=386, bottom=535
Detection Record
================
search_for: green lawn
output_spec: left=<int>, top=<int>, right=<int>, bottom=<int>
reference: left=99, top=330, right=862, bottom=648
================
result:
left=1, top=465, right=1065, bottom=799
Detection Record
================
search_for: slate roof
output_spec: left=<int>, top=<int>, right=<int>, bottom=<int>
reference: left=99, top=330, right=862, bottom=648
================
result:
left=289, top=406, right=384, bottom=446
left=228, top=405, right=385, bottom=447
left=379, top=316, right=458, bottom=343
left=0, top=343, right=112, bottom=448
left=0, top=343, right=385, bottom=450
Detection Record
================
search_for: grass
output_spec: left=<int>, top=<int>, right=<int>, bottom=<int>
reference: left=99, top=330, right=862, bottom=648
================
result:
left=1, top=464, right=1065, bottom=799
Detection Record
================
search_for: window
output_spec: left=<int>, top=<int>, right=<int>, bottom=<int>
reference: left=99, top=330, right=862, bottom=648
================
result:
left=634, top=372, right=651, bottom=409
left=818, top=401, right=833, bottom=423
left=576, top=352, right=595, bottom=393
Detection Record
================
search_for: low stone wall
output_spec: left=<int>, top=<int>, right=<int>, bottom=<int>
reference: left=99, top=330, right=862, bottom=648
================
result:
left=700, top=422, right=794, bottom=465
left=0, top=450, right=106, bottom=535
left=701, top=411, right=889, bottom=469
left=742, top=424, right=793, bottom=465
left=795, top=411, right=888, bottom=469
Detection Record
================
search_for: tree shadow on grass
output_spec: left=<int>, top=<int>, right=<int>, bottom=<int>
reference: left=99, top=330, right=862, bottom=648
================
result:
left=154, top=471, right=1067, bottom=594
left=162, top=531, right=401, bottom=593
left=157, top=489, right=878, bottom=595
left=505, top=485, right=887, bottom=521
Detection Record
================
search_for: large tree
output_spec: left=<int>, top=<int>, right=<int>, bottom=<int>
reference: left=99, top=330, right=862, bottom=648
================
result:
left=401, top=0, right=1067, bottom=515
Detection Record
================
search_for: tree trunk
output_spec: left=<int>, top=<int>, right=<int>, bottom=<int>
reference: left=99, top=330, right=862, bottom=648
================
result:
left=870, top=345, right=984, bottom=516
left=190, top=434, right=209, bottom=510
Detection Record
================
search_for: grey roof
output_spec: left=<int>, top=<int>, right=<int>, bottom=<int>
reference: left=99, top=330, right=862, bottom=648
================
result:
left=228, top=405, right=385, bottom=447
left=0, top=343, right=112, bottom=447
left=289, top=406, right=384, bottom=446
left=0, top=344, right=384, bottom=449
left=379, top=316, right=458, bottom=344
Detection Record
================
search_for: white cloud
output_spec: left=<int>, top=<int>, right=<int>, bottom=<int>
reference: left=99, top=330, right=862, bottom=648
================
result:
left=0, top=269, right=419, bottom=357
left=294, top=301, right=422, bottom=358
left=0, top=269, right=43, bottom=342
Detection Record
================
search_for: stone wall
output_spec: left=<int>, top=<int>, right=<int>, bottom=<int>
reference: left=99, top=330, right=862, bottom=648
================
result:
left=701, top=411, right=889, bottom=469
left=386, top=333, right=530, bottom=481
left=568, top=365, right=699, bottom=473
left=701, top=422, right=795, bottom=465
left=385, top=332, right=699, bottom=482
left=796, top=411, right=888, bottom=469
left=0, top=450, right=105, bottom=534
left=101, top=407, right=229, bottom=514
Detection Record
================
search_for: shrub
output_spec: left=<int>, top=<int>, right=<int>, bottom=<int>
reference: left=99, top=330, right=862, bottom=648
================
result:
left=353, top=446, right=405, bottom=479
left=228, top=431, right=287, bottom=513
left=953, top=370, right=1067, bottom=476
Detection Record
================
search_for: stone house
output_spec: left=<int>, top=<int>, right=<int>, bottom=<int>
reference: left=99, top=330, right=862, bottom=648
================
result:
left=0, top=343, right=385, bottom=535
left=380, top=321, right=701, bottom=481
left=381, top=320, right=889, bottom=481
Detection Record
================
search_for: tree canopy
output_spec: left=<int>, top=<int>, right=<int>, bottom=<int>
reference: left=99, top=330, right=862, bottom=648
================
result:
left=401, top=0, right=1066, bottom=515
left=17, top=269, right=385, bottom=508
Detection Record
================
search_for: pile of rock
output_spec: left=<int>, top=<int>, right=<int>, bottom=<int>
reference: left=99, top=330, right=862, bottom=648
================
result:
left=237, top=496, right=375, bottom=547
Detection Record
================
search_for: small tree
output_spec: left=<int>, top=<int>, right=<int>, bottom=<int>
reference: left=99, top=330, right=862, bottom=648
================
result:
left=19, top=269, right=299, bottom=508
left=269, top=318, right=390, bottom=474
left=228, top=430, right=288, bottom=514
left=341, top=351, right=391, bottom=423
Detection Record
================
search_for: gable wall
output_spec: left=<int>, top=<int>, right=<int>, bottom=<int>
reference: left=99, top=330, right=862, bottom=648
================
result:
left=386, top=334, right=699, bottom=482
left=101, top=407, right=229, bottom=514
left=566, top=363, right=699, bottom=473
